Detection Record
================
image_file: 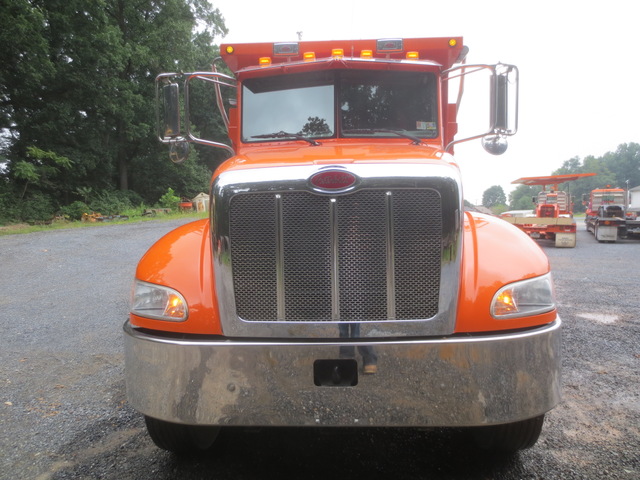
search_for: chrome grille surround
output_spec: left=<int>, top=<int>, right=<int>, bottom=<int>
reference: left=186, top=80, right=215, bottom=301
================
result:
left=212, top=163, right=463, bottom=338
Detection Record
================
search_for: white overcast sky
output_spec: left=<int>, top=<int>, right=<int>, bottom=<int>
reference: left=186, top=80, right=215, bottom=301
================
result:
left=214, top=0, right=640, bottom=204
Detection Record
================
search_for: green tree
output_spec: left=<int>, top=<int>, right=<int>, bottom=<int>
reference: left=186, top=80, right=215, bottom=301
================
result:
left=552, top=155, right=615, bottom=213
left=603, top=143, right=640, bottom=189
left=0, top=0, right=228, bottom=218
left=482, top=185, right=506, bottom=208
left=13, top=146, right=72, bottom=198
left=509, top=184, right=537, bottom=210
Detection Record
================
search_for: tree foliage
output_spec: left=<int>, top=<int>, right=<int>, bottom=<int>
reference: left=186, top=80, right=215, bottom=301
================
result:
left=482, top=185, right=507, bottom=208
left=0, top=0, right=228, bottom=222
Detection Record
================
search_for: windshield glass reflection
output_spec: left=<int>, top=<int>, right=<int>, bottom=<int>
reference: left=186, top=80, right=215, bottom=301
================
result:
left=242, top=69, right=438, bottom=143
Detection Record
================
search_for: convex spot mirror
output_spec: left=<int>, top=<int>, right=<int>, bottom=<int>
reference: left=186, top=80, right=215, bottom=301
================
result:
left=482, top=134, right=508, bottom=155
left=169, top=139, right=189, bottom=164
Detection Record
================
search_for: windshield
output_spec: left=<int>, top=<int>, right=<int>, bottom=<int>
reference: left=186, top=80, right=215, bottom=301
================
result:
left=242, top=69, right=438, bottom=143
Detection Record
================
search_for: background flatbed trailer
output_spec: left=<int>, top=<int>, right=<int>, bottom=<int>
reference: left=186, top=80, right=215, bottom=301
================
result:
left=504, top=173, right=596, bottom=248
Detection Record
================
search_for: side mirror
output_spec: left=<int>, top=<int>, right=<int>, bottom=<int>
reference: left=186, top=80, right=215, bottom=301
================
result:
left=483, top=64, right=518, bottom=155
left=161, top=82, right=190, bottom=163
left=443, top=62, right=518, bottom=155
left=490, top=68, right=509, bottom=131
left=163, top=83, right=180, bottom=138
left=156, top=71, right=236, bottom=158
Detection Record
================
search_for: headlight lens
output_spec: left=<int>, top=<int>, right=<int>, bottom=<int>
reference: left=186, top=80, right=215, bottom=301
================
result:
left=491, top=274, right=555, bottom=319
left=130, top=280, right=188, bottom=321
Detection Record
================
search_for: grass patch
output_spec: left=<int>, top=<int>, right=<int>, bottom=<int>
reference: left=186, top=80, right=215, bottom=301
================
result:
left=0, top=211, right=208, bottom=236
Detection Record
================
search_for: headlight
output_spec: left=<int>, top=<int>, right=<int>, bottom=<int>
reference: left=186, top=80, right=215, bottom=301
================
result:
left=130, top=280, right=188, bottom=321
left=491, top=274, right=555, bottom=319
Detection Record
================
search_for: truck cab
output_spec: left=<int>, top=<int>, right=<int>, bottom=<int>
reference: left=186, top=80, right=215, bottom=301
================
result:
left=124, top=37, right=560, bottom=454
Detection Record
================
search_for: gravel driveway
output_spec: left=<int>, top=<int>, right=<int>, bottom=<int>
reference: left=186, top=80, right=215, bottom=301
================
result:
left=0, top=219, right=638, bottom=479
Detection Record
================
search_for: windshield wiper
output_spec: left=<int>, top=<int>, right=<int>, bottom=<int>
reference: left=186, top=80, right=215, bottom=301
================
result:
left=251, top=131, right=320, bottom=146
left=343, top=128, right=424, bottom=145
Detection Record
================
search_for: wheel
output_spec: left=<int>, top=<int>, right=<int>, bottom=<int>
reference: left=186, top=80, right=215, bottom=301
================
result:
left=471, top=415, right=545, bottom=453
left=144, top=416, right=221, bottom=453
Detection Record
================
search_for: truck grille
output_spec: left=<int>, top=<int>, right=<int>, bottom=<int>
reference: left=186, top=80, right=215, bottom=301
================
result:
left=229, top=189, right=442, bottom=322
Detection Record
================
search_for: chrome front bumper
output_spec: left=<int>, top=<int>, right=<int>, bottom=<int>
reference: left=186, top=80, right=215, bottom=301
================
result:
left=124, top=319, right=561, bottom=427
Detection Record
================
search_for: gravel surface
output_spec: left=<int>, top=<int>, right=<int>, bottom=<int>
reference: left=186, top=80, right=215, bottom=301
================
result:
left=0, top=219, right=638, bottom=479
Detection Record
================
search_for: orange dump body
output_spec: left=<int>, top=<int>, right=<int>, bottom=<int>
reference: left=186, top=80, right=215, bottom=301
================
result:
left=585, top=188, right=626, bottom=217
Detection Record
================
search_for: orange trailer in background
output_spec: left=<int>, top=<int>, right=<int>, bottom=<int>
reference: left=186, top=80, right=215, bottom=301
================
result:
left=124, top=37, right=560, bottom=454
left=502, top=174, right=596, bottom=247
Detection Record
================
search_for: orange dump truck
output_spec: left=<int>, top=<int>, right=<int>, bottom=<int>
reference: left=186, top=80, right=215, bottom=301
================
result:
left=502, top=174, right=596, bottom=247
left=584, top=187, right=629, bottom=242
left=124, top=37, right=560, bottom=453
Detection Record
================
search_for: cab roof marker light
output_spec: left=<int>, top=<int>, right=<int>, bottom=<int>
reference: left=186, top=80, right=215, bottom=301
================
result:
left=225, top=45, right=234, bottom=54
left=303, top=51, right=316, bottom=62
left=273, top=42, right=299, bottom=56
left=332, top=48, right=344, bottom=59
left=406, top=51, right=419, bottom=60
left=360, top=49, right=373, bottom=59
left=448, top=38, right=458, bottom=47
left=258, top=57, right=272, bottom=67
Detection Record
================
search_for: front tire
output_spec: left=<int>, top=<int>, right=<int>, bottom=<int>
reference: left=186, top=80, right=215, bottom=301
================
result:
left=144, top=416, right=221, bottom=453
left=471, top=415, right=545, bottom=453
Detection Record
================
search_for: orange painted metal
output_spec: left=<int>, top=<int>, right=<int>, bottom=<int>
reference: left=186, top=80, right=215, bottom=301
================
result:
left=512, top=173, right=596, bottom=188
left=132, top=37, right=552, bottom=336
left=130, top=219, right=222, bottom=335
left=457, top=212, right=555, bottom=332
left=214, top=142, right=450, bottom=175
left=221, top=37, right=463, bottom=74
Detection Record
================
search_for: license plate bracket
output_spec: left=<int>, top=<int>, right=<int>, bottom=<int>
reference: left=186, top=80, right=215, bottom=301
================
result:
left=313, top=359, right=358, bottom=387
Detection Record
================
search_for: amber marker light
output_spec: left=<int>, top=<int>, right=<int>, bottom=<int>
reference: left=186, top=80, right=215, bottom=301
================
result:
left=258, top=57, right=272, bottom=67
left=494, top=290, right=518, bottom=315
left=448, top=38, right=457, bottom=47
left=131, top=280, right=189, bottom=322
left=406, top=51, right=419, bottom=60
left=165, top=293, right=187, bottom=318
left=332, top=48, right=344, bottom=59
left=491, top=274, right=555, bottom=320
left=303, top=51, right=316, bottom=62
left=360, top=50, right=373, bottom=59
left=225, top=45, right=235, bottom=54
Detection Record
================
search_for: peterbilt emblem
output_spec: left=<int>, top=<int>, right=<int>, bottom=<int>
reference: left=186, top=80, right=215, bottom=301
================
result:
left=310, top=170, right=357, bottom=190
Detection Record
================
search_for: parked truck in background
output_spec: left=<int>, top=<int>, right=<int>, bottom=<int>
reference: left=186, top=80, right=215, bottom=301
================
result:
left=583, top=187, right=638, bottom=241
left=124, top=37, right=561, bottom=454
left=501, top=174, right=595, bottom=248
